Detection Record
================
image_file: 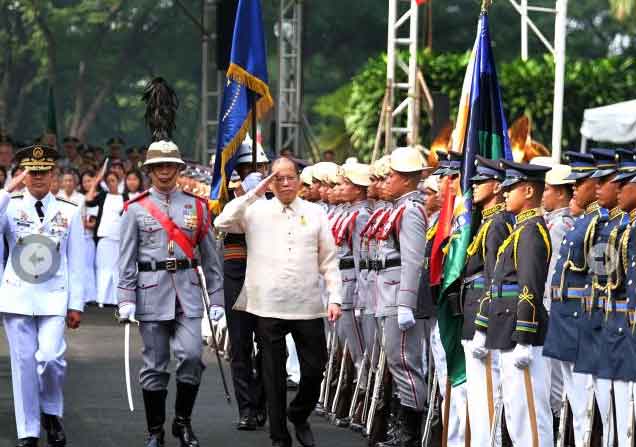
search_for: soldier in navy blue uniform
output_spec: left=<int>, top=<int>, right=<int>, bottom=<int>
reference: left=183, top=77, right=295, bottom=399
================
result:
left=542, top=151, right=600, bottom=446
left=572, top=149, right=624, bottom=446
left=474, top=159, right=553, bottom=446
left=622, top=164, right=636, bottom=445
left=596, top=149, right=636, bottom=446
left=461, top=156, right=512, bottom=446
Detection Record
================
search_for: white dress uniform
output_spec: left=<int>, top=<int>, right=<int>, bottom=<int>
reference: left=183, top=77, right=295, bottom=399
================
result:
left=0, top=188, right=86, bottom=440
left=95, top=193, right=123, bottom=306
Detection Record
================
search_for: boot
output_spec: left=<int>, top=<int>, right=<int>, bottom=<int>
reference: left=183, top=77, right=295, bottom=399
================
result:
left=374, top=403, right=402, bottom=447
left=399, top=406, right=424, bottom=447
left=172, top=382, right=200, bottom=447
left=142, top=389, right=167, bottom=447
left=41, top=414, right=66, bottom=446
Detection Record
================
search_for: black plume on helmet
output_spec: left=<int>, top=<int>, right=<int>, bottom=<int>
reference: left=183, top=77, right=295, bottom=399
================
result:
left=142, top=77, right=179, bottom=142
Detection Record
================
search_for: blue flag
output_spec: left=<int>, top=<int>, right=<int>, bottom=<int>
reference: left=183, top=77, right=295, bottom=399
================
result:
left=210, top=0, right=273, bottom=212
left=436, top=11, right=513, bottom=387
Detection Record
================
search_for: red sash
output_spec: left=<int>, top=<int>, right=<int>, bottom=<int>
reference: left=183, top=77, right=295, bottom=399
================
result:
left=360, top=208, right=386, bottom=239
left=335, top=210, right=359, bottom=247
left=376, top=205, right=406, bottom=241
left=137, top=196, right=200, bottom=260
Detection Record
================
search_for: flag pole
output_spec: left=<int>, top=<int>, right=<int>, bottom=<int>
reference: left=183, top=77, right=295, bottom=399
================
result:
left=251, top=93, right=257, bottom=171
left=481, top=0, right=492, bottom=11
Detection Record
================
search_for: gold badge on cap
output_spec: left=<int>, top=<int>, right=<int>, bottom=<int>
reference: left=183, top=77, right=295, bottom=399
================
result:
left=33, top=147, right=44, bottom=159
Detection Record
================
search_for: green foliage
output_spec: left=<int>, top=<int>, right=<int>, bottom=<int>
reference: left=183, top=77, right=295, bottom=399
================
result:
left=337, top=50, right=636, bottom=161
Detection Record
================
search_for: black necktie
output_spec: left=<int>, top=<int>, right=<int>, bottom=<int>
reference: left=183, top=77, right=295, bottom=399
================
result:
left=35, top=200, right=45, bottom=223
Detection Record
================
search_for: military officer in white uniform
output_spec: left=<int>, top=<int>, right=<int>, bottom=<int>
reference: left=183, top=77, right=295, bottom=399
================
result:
left=0, top=145, right=87, bottom=447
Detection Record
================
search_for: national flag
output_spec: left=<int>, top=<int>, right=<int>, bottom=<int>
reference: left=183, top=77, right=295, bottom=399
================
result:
left=435, top=11, right=513, bottom=386
left=416, top=0, right=430, bottom=5
left=210, top=0, right=273, bottom=213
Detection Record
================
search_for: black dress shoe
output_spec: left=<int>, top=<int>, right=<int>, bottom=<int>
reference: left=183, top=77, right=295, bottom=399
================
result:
left=41, top=414, right=66, bottom=446
left=237, top=415, right=257, bottom=431
left=16, top=438, right=38, bottom=447
left=293, top=421, right=315, bottom=447
left=255, top=409, right=267, bottom=427
left=271, top=441, right=291, bottom=447
left=286, top=378, right=299, bottom=390
left=145, top=431, right=165, bottom=447
left=172, top=416, right=199, bottom=447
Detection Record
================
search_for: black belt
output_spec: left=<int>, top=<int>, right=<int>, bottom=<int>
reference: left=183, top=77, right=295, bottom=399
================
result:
left=339, top=258, right=355, bottom=269
left=368, top=258, right=401, bottom=271
left=359, top=260, right=368, bottom=270
left=138, top=258, right=199, bottom=272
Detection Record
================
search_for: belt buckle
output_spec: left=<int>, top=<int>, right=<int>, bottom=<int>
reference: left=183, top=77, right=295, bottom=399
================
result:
left=165, top=258, right=178, bottom=272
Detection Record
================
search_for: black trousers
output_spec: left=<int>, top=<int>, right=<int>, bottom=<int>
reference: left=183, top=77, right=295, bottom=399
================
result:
left=224, top=261, right=265, bottom=418
left=256, top=316, right=327, bottom=445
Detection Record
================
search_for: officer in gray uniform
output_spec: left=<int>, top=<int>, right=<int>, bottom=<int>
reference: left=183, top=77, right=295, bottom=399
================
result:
left=332, top=163, right=372, bottom=426
left=375, top=147, right=429, bottom=447
left=117, top=78, right=224, bottom=447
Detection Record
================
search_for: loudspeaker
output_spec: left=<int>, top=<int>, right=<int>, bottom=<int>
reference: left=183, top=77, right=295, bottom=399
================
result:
left=217, top=0, right=239, bottom=71
left=431, top=92, right=450, bottom=139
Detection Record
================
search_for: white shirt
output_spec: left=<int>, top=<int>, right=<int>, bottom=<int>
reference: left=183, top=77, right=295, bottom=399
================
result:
left=214, top=192, right=342, bottom=319
left=0, top=189, right=86, bottom=315
left=97, top=193, right=124, bottom=240
left=57, top=190, right=85, bottom=207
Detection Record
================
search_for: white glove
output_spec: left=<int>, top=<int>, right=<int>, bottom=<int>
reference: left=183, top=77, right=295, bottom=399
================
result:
left=397, top=306, right=416, bottom=331
left=512, top=343, right=533, bottom=369
left=471, top=331, right=488, bottom=359
left=209, top=305, right=225, bottom=322
left=241, top=172, right=263, bottom=193
left=354, top=308, right=363, bottom=319
left=118, top=302, right=136, bottom=322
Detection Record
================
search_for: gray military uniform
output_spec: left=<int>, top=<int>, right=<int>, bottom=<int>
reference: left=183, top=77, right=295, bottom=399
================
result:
left=376, top=191, right=428, bottom=411
left=118, top=187, right=223, bottom=390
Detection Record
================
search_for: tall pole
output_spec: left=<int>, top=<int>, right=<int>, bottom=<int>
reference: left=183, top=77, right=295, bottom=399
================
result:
left=521, top=0, right=529, bottom=61
left=385, top=0, right=397, bottom=154
left=201, top=0, right=209, bottom=163
left=551, top=0, right=567, bottom=161
left=407, top=0, right=418, bottom=146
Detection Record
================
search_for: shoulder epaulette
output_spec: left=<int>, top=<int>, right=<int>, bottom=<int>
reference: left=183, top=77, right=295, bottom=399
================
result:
left=10, top=193, right=23, bottom=199
left=123, top=190, right=150, bottom=211
left=426, top=222, right=438, bottom=241
left=183, top=190, right=207, bottom=203
left=55, top=197, right=78, bottom=207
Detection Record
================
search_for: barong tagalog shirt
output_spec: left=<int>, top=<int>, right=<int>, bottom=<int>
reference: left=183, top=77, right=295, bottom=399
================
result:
left=214, top=192, right=343, bottom=319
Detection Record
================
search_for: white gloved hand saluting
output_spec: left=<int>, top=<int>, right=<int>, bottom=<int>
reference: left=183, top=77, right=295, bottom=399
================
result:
left=397, top=306, right=416, bottom=331
left=241, top=172, right=263, bottom=193
left=512, top=343, right=533, bottom=369
left=209, top=305, right=225, bottom=322
left=118, top=302, right=136, bottom=323
left=471, top=330, right=488, bottom=360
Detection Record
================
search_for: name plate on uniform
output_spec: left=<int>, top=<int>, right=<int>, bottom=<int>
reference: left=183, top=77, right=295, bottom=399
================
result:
left=11, top=234, right=61, bottom=284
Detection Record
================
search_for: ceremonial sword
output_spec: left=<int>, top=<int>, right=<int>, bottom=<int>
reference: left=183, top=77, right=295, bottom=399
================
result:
left=196, top=265, right=232, bottom=404
left=118, top=314, right=139, bottom=412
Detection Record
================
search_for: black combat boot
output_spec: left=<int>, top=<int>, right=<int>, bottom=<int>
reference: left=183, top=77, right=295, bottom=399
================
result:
left=142, top=389, right=167, bottom=447
left=172, top=382, right=200, bottom=447
left=41, top=414, right=66, bottom=446
left=399, top=406, right=424, bottom=447
left=16, top=438, right=38, bottom=447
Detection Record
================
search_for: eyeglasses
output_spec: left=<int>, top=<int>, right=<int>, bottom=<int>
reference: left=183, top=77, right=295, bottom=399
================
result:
left=274, top=175, right=299, bottom=184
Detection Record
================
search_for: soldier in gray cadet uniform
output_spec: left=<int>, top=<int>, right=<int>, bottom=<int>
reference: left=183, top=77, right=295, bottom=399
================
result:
left=117, top=78, right=224, bottom=447
left=0, top=145, right=86, bottom=447
left=331, top=163, right=372, bottom=427
left=374, top=147, right=429, bottom=447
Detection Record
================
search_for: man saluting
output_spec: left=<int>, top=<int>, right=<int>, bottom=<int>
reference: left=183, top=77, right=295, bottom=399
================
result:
left=117, top=78, right=224, bottom=447
left=0, top=145, right=86, bottom=447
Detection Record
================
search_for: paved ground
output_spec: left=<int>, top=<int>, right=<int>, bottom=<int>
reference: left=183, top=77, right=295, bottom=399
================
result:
left=0, top=307, right=368, bottom=447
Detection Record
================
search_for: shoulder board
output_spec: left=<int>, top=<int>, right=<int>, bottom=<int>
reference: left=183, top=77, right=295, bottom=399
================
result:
left=55, top=197, right=78, bottom=207
left=10, top=193, right=23, bottom=199
left=426, top=222, right=438, bottom=241
left=123, top=190, right=150, bottom=210
left=183, top=190, right=207, bottom=203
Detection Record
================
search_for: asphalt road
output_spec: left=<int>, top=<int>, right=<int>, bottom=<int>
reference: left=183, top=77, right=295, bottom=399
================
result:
left=0, top=307, right=368, bottom=447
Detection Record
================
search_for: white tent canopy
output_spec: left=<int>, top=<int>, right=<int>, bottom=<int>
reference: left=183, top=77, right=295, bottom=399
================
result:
left=580, top=100, right=636, bottom=150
